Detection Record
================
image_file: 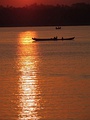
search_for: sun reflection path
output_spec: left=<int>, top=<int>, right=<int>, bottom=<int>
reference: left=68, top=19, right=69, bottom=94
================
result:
left=19, top=31, right=35, bottom=44
left=17, top=31, right=41, bottom=120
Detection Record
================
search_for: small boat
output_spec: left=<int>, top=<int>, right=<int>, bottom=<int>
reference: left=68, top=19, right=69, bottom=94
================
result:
left=56, top=26, right=61, bottom=29
left=32, top=37, right=75, bottom=41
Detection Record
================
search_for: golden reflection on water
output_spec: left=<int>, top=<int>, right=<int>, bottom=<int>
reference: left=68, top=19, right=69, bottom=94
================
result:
left=17, top=31, right=40, bottom=120
left=19, top=31, right=35, bottom=44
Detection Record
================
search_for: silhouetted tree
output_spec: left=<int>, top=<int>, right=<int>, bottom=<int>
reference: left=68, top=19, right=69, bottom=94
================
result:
left=0, top=3, right=90, bottom=26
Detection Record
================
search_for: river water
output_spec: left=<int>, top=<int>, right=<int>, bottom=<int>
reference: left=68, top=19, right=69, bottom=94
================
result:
left=0, top=26, right=90, bottom=120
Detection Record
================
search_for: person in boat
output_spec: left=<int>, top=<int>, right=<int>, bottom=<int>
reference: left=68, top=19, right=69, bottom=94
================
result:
left=54, top=36, right=58, bottom=40
left=56, top=26, right=61, bottom=29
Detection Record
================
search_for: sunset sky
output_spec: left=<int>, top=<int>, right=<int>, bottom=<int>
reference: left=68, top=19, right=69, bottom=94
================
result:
left=0, top=0, right=90, bottom=7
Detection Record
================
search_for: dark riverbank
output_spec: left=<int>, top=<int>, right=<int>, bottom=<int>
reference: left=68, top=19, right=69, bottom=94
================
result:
left=0, top=2, right=90, bottom=27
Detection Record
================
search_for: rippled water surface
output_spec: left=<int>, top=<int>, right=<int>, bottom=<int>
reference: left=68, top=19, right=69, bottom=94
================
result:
left=0, top=26, right=90, bottom=120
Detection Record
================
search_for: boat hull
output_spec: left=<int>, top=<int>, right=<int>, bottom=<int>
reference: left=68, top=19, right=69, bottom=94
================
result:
left=32, top=37, right=75, bottom=41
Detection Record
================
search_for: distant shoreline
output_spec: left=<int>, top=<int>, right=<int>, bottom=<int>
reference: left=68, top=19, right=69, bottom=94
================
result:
left=0, top=2, right=90, bottom=27
left=0, top=24, right=90, bottom=27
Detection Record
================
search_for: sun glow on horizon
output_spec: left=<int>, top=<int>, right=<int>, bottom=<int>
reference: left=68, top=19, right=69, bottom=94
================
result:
left=0, top=0, right=90, bottom=7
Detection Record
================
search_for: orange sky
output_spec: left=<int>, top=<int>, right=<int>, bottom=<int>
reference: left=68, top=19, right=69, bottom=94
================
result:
left=0, top=0, right=90, bottom=7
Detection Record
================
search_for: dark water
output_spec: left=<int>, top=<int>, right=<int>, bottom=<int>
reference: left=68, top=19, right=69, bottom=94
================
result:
left=0, top=26, right=90, bottom=120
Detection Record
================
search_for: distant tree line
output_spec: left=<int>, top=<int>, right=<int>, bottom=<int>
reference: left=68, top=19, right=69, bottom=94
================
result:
left=0, top=2, right=90, bottom=26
